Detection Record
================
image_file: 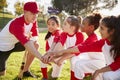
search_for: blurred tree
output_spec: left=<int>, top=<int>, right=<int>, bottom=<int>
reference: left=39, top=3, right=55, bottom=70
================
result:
left=52, top=0, right=118, bottom=16
left=0, top=0, right=7, bottom=11
left=0, top=0, right=7, bottom=27
left=98, top=0, right=117, bottom=9
left=14, top=1, right=24, bottom=16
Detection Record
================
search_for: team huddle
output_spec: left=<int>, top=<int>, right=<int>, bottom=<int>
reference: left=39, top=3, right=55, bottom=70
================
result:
left=0, top=1, right=120, bottom=80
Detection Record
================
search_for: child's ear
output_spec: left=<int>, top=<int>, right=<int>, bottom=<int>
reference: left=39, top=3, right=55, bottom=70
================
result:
left=109, top=29, right=115, bottom=35
left=71, top=26, right=76, bottom=30
left=90, top=25, right=94, bottom=30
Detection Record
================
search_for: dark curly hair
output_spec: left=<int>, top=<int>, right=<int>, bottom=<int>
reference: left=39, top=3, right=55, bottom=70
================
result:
left=86, top=13, right=102, bottom=30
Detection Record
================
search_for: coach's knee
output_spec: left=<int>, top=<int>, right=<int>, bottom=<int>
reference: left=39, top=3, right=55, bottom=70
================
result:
left=34, top=42, right=39, bottom=49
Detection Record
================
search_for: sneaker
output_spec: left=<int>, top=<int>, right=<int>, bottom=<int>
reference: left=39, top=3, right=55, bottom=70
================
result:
left=42, top=78, right=48, bottom=80
left=23, top=71, right=36, bottom=78
left=0, top=70, right=6, bottom=76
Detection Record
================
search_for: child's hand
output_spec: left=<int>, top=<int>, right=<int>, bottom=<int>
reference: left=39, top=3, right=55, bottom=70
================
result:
left=55, top=58, right=64, bottom=66
left=42, top=52, right=54, bottom=63
left=41, top=53, right=50, bottom=63
left=41, top=54, right=51, bottom=65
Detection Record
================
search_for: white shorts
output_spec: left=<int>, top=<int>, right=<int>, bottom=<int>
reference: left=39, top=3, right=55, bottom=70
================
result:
left=74, top=59, right=105, bottom=79
left=103, top=69, right=120, bottom=80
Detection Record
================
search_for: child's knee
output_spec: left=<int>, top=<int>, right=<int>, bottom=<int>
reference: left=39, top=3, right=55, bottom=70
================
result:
left=103, top=72, right=113, bottom=80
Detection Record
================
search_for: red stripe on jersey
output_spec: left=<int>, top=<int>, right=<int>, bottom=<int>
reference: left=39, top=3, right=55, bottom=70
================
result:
left=45, top=30, right=61, bottom=51
left=75, top=33, right=99, bottom=56
left=9, top=15, right=38, bottom=45
left=46, top=41, right=50, bottom=52
left=77, top=39, right=105, bottom=53
left=31, top=21, right=39, bottom=36
left=81, top=33, right=98, bottom=45
left=53, top=30, right=61, bottom=43
left=109, top=57, right=120, bottom=71
left=75, top=32, right=84, bottom=45
left=59, top=32, right=84, bottom=46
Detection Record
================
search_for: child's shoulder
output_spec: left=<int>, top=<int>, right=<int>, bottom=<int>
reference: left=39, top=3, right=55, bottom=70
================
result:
left=61, top=32, right=67, bottom=35
left=54, top=30, right=62, bottom=35
left=76, top=31, right=84, bottom=36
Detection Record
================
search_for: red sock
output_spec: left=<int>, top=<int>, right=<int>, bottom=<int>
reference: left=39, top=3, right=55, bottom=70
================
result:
left=71, top=71, right=80, bottom=80
left=41, top=68, right=48, bottom=79
left=85, top=73, right=92, bottom=77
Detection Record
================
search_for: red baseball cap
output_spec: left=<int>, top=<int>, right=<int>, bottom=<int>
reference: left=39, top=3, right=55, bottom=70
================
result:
left=24, top=2, right=40, bottom=13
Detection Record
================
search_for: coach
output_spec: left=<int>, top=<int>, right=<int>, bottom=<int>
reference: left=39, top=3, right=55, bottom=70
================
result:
left=0, top=2, right=42, bottom=77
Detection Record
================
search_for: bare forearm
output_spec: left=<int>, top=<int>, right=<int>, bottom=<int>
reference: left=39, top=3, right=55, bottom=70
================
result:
left=24, top=41, right=42, bottom=61
left=98, top=66, right=112, bottom=73
left=59, top=53, right=74, bottom=60
left=59, top=46, right=80, bottom=55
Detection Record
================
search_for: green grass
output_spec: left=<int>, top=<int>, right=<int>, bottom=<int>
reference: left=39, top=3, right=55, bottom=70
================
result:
left=0, top=12, right=15, bottom=29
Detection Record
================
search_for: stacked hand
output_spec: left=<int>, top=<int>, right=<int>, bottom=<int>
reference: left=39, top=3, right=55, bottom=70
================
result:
left=41, top=52, right=55, bottom=64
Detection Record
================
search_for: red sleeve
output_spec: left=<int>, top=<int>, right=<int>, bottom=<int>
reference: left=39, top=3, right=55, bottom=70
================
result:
left=46, top=41, right=50, bottom=51
left=75, top=32, right=84, bottom=45
left=59, top=32, right=67, bottom=46
left=31, top=21, right=39, bottom=36
left=77, top=39, right=105, bottom=53
left=9, top=18, right=29, bottom=45
left=53, top=30, right=61, bottom=43
left=109, top=57, right=120, bottom=71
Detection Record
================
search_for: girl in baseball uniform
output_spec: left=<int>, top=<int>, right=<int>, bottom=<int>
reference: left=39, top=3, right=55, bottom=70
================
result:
left=43, top=15, right=84, bottom=79
left=72, top=13, right=106, bottom=80
left=50, top=15, right=120, bottom=80
left=40, top=15, right=61, bottom=80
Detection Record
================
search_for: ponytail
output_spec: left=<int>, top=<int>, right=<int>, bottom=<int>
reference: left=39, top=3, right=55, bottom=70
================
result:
left=45, top=31, right=52, bottom=40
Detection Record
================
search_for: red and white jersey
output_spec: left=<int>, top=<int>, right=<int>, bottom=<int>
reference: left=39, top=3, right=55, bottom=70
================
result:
left=46, top=30, right=61, bottom=51
left=79, top=33, right=104, bottom=60
left=77, top=39, right=120, bottom=71
left=59, top=32, right=84, bottom=49
left=0, top=15, right=38, bottom=51
left=81, top=33, right=99, bottom=45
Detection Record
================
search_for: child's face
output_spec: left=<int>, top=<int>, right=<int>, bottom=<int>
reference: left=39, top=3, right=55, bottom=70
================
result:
left=62, top=20, right=71, bottom=33
left=81, top=18, right=93, bottom=33
left=99, top=22, right=113, bottom=40
left=47, top=19, right=59, bottom=33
